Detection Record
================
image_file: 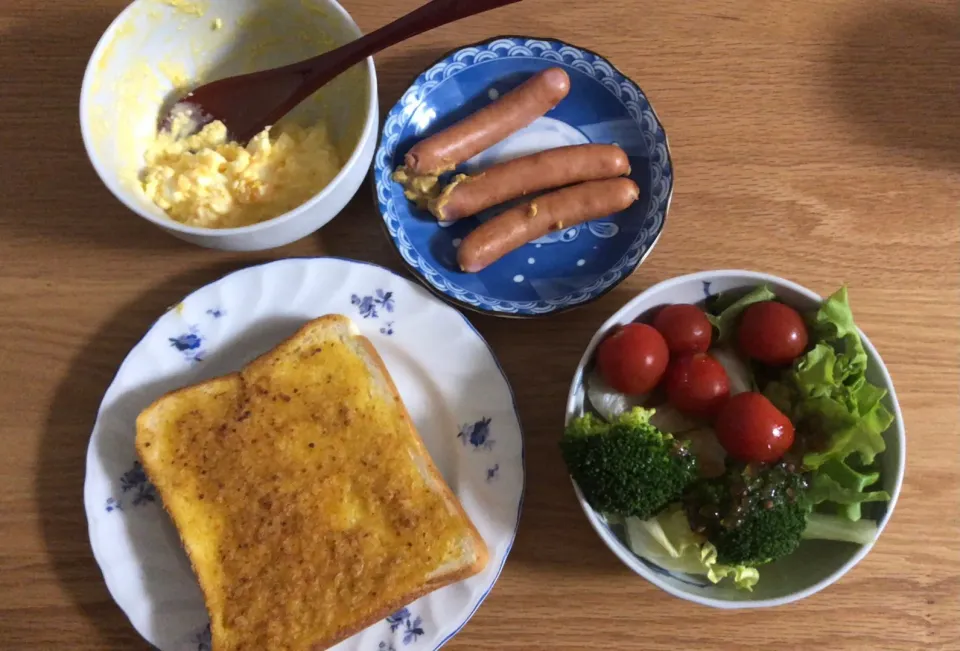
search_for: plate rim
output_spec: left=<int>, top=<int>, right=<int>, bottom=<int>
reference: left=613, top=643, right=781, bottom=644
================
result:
left=372, top=34, right=675, bottom=319
left=83, top=256, right=526, bottom=650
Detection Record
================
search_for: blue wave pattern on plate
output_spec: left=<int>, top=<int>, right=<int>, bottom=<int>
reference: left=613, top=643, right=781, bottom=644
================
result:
left=375, top=37, right=673, bottom=315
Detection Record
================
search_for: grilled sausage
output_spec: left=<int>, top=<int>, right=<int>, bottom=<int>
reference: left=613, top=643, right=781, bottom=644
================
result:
left=429, top=144, right=630, bottom=221
left=404, top=67, right=571, bottom=176
left=457, top=178, right=640, bottom=273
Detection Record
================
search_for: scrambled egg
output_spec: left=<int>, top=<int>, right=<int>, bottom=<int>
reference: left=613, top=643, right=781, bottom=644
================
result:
left=162, top=0, right=206, bottom=16
left=141, top=115, right=342, bottom=228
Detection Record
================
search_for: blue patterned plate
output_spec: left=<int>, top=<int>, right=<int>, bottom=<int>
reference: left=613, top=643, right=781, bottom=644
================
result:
left=83, top=258, right=524, bottom=650
left=374, top=36, right=673, bottom=317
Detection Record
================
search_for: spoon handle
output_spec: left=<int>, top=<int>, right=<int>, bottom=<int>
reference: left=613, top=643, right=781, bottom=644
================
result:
left=297, top=0, right=525, bottom=82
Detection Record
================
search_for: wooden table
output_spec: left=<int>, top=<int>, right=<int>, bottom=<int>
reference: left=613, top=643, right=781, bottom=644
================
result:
left=2, top=0, right=959, bottom=648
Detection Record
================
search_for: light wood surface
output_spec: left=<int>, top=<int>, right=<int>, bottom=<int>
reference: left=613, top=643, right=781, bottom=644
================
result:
left=1, top=0, right=959, bottom=649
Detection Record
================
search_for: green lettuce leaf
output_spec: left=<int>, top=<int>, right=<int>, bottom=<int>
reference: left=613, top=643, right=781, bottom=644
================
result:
left=624, top=505, right=759, bottom=590
left=803, top=512, right=879, bottom=545
left=708, top=563, right=761, bottom=590
left=765, top=286, right=893, bottom=521
left=707, top=285, right=778, bottom=343
left=808, top=458, right=891, bottom=521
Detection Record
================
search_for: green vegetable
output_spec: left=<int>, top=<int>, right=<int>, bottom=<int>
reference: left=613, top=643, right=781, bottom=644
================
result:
left=682, top=460, right=884, bottom=571
left=808, top=458, right=890, bottom=521
left=685, top=463, right=809, bottom=566
left=707, top=284, right=777, bottom=342
left=762, top=287, right=893, bottom=521
left=561, top=408, right=698, bottom=520
left=802, top=512, right=879, bottom=545
left=623, top=505, right=759, bottom=590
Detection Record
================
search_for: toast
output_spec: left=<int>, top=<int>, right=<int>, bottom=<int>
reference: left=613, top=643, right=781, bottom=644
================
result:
left=136, top=315, right=489, bottom=651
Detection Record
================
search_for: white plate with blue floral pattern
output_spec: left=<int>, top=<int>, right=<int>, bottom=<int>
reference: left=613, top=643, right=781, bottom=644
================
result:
left=83, top=257, right=524, bottom=651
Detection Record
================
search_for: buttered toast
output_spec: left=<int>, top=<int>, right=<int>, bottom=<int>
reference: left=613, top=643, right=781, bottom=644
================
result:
left=135, top=315, right=489, bottom=651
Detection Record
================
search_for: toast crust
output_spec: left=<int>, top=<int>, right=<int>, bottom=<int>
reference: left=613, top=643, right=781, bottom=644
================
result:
left=136, top=315, right=489, bottom=650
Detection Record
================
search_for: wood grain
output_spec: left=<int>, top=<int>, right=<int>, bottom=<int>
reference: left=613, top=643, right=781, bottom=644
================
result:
left=1, top=0, right=959, bottom=649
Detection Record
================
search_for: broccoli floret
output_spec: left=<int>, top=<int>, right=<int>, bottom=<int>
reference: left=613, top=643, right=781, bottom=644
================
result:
left=561, top=408, right=699, bottom=520
left=685, top=461, right=810, bottom=566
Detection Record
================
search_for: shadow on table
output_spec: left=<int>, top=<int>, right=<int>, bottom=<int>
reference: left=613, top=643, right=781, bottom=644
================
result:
left=465, top=305, right=641, bottom=580
left=37, top=261, right=259, bottom=651
left=828, top=1, right=960, bottom=170
left=314, top=44, right=460, bottom=276
left=0, top=4, right=190, bottom=253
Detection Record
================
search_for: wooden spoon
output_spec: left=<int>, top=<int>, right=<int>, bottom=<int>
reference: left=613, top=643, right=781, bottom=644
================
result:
left=161, top=0, right=525, bottom=143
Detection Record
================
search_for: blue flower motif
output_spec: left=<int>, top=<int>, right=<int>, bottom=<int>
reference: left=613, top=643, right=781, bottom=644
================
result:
left=458, top=417, right=494, bottom=450
left=352, top=290, right=396, bottom=319
left=376, top=289, right=395, bottom=313
left=193, top=623, right=212, bottom=651
left=702, top=280, right=713, bottom=299
left=170, top=332, right=201, bottom=352
left=169, top=326, right=205, bottom=362
left=402, top=616, right=424, bottom=645
left=105, top=497, right=122, bottom=513
left=384, top=608, right=424, bottom=645
left=386, top=608, right=410, bottom=632
left=120, top=461, right=148, bottom=492
left=380, top=321, right=395, bottom=336
left=119, top=461, right=157, bottom=507
left=132, top=483, right=157, bottom=506
left=206, top=308, right=225, bottom=319
left=486, top=464, right=500, bottom=482
left=351, top=294, right=377, bottom=318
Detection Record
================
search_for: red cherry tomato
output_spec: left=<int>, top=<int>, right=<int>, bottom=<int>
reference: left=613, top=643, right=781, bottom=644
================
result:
left=715, top=392, right=795, bottom=463
left=738, top=301, right=809, bottom=366
left=596, top=324, right=669, bottom=395
left=664, top=353, right=730, bottom=418
left=652, top=304, right=713, bottom=355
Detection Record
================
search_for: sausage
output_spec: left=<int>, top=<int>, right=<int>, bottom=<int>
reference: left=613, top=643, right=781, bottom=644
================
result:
left=404, top=67, right=571, bottom=176
left=457, top=178, right=641, bottom=273
left=429, top=144, right=630, bottom=222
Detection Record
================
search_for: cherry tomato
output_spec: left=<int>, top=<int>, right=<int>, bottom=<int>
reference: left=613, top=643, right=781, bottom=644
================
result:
left=738, top=301, right=808, bottom=366
left=664, top=353, right=730, bottom=418
left=596, top=323, right=669, bottom=395
left=652, top=304, right=713, bottom=355
left=715, top=392, right=795, bottom=463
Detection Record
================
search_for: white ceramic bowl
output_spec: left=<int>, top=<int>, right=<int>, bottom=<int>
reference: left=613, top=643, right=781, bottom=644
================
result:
left=565, top=270, right=906, bottom=608
left=80, top=0, right=377, bottom=251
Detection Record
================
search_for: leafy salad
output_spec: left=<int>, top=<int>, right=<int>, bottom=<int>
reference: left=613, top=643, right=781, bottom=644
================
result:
left=562, top=286, right=895, bottom=590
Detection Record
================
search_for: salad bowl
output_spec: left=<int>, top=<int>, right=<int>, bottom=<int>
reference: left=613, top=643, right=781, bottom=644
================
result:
left=565, top=270, right=905, bottom=608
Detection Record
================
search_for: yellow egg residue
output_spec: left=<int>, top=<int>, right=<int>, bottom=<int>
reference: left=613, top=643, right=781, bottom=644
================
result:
left=161, top=0, right=207, bottom=17
left=141, top=114, right=342, bottom=228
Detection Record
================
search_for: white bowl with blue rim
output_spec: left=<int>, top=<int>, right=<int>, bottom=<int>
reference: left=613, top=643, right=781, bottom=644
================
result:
left=83, top=258, right=524, bottom=650
left=374, top=36, right=673, bottom=317
left=565, top=270, right=905, bottom=607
